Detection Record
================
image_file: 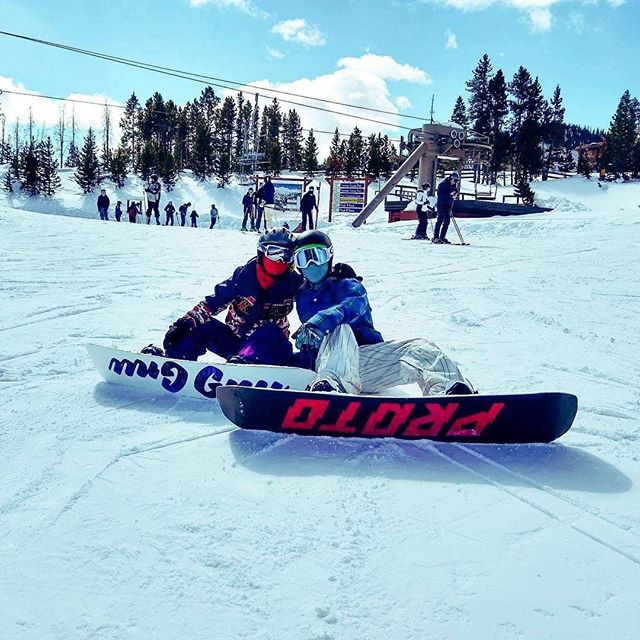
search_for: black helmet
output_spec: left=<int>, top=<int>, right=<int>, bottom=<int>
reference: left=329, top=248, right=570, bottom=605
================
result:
left=293, top=229, right=332, bottom=252
left=293, top=230, right=334, bottom=272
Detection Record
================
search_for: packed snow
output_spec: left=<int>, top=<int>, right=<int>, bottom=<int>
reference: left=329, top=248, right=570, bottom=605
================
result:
left=1, top=174, right=639, bottom=640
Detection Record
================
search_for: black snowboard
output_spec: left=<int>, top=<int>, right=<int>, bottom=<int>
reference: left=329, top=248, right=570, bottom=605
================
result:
left=216, top=387, right=578, bottom=443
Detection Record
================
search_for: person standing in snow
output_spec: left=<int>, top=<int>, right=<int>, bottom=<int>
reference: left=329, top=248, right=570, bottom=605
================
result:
left=254, top=184, right=266, bottom=232
left=433, top=172, right=460, bottom=244
left=114, top=201, right=123, bottom=222
left=97, top=189, right=110, bottom=221
left=209, top=204, right=219, bottom=229
left=291, top=229, right=473, bottom=395
left=241, top=188, right=255, bottom=231
left=127, top=201, right=139, bottom=223
left=143, top=228, right=302, bottom=365
left=190, top=209, right=199, bottom=227
left=299, top=186, right=318, bottom=231
left=411, top=183, right=435, bottom=240
left=179, top=202, right=191, bottom=227
left=144, top=174, right=162, bottom=225
left=164, top=201, right=176, bottom=226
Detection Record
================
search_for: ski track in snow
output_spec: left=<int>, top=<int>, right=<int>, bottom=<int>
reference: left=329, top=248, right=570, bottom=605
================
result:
left=1, top=174, right=640, bottom=639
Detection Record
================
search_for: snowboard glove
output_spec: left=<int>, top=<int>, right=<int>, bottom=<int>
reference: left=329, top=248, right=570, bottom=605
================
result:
left=293, top=323, right=325, bottom=351
left=163, top=317, right=195, bottom=351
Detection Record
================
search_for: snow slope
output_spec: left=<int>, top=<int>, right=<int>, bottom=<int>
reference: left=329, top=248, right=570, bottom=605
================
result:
left=1, top=176, right=639, bottom=640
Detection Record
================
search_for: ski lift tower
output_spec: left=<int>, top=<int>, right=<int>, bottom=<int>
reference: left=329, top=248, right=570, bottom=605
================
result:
left=351, top=122, right=492, bottom=227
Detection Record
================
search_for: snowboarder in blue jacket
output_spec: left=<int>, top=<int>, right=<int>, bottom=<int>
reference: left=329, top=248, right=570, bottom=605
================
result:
left=292, top=230, right=473, bottom=395
left=145, top=229, right=303, bottom=364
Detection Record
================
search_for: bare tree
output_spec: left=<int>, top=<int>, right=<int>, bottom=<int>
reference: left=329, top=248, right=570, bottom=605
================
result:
left=102, top=100, right=112, bottom=162
left=56, top=105, right=66, bottom=168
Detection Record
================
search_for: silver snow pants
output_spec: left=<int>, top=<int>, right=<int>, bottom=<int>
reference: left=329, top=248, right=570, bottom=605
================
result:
left=313, top=324, right=468, bottom=396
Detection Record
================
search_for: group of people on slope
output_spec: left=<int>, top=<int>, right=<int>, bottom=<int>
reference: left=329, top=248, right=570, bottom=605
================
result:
left=241, top=180, right=319, bottom=233
left=96, top=174, right=220, bottom=229
left=411, top=171, right=461, bottom=244
left=241, top=177, right=275, bottom=232
left=143, top=227, right=474, bottom=397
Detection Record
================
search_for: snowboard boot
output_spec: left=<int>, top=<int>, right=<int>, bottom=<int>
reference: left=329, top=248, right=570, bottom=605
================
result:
left=141, top=344, right=165, bottom=357
left=241, top=226, right=248, bottom=232
left=410, top=234, right=428, bottom=240
left=432, top=238, right=442, bottom=244
left=440, top=237, right=451, bottom=244
left=445, top=380, right=476, bottom=395
left=308, top=377, right=347, bottom=394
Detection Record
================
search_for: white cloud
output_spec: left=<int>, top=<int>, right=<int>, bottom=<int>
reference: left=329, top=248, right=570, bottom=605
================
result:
left=395, top=96, right=413, bottom=109
left=568, top=10, right=585, bottom=33
left=421, top=0, right=624, bottom=32
left=529, top=7, right=552, bottom=30
left=271, top=19, right=327, bottom=47
left=445, top=29, right=458, bottom=49
left=266, top=47, right=285, bottom=59
left=337, top=54, right=431, bottom=85
left=188, top=0, right=263, bottom=17
left=228, top=54, right=431, bottom=157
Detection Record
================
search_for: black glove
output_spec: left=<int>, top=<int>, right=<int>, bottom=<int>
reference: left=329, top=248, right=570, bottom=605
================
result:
left=293, top=323, right=324, bottom=351
left=163, top=317, right=195, bottom=351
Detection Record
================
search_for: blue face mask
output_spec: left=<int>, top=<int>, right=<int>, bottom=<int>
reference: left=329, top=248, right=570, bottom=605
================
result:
left=301, top=262, right=330, bottom=284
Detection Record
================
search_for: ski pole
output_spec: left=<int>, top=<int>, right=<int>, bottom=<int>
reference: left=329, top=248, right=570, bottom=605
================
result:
left=451, top=215, right=467, bottom=245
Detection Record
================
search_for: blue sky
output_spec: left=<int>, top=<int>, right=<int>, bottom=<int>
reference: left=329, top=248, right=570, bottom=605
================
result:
left=0, top=0, right=637, bottom=149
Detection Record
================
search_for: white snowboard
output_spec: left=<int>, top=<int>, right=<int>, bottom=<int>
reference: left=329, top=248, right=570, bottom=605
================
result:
left=87, top=344, right=316, bottom=401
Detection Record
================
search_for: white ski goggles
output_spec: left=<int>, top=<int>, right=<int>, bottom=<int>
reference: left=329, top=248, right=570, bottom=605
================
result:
left=294, top=245, right=334, bottom=269
left=259, top=244, right=293, bottom=263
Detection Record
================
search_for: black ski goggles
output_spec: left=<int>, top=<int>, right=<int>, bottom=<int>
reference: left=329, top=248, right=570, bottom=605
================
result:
left=293, top=245, right=334, bottom=269
left=259, top=244, right=294, bottom=263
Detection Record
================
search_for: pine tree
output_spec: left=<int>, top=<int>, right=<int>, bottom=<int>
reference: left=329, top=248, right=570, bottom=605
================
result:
left=74, top=128, right=101, bottom=193
left=577, top=149, right=591, bottom=178
left=282, top=110, right=303, bottom=171
left=20, top=143, right=40, bottom=196
left=451, top=96, right=469, bottom=127
left=158, top=146, right=179, bottom=191
left=607, top=90, right=637, bottom=174
left=120, top=93, right=141, bottom=168
left=365, top=134, right=384, bottom=179
left=109, top=146, right=130, bottom=188
left=541, top=85, right=566, bottom=179
left=137, top=141, right=158, bottom=181
left=559, top=147, right=576, bottom=173
left=345, top=126, right=365, bottom=177
left=191, top=115, right=213, bottom=181
left=466, top=54, right=493, bottom=135
left=325, top=128, right=343, bottom=177
left=234, top=92, right=246, bottom=162
left=214, top=96, right=236, bottom=185
left=2, top=169, right=14, bottom=192
left=38, top=137, right=61, bottom=196
left=302, top=129, right=319, bottom=176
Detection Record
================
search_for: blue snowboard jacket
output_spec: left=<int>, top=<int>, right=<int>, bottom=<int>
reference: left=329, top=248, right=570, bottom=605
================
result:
left=296, top=276, right=384, bottom=346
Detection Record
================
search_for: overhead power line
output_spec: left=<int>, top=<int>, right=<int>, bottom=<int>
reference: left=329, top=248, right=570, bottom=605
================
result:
left=0, top=87, right=402, bottom=141
left=0, top=30, right=422, bottom=131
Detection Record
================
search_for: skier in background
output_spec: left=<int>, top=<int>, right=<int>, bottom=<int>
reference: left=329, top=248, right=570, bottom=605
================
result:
left=254, top=184, right=266, bottom=232
left=292, top=229, right=474, bottom=395
left=190, top=209, right=199, bottom=227
left=299, top=186, right=318, bottom=231
left=179, top=202, right=191, bottom=227
left=209, top=204, right=219, bottom=229
left=411, top=183, right=435, bottom=240
left=433, top=172, right=460, bottom=244
left=114, top=201, right=123, bottom=222
left=127, top=201, right=139, bottom=223
left=164, top=201, right=176, bottom=226
left=144, top=174, right=162, bottom=225
left=241, top=188, right=255, bottom=231
left=97, top=189, right=110, bottom=221
left=143, top=229, right=302, bottom=365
